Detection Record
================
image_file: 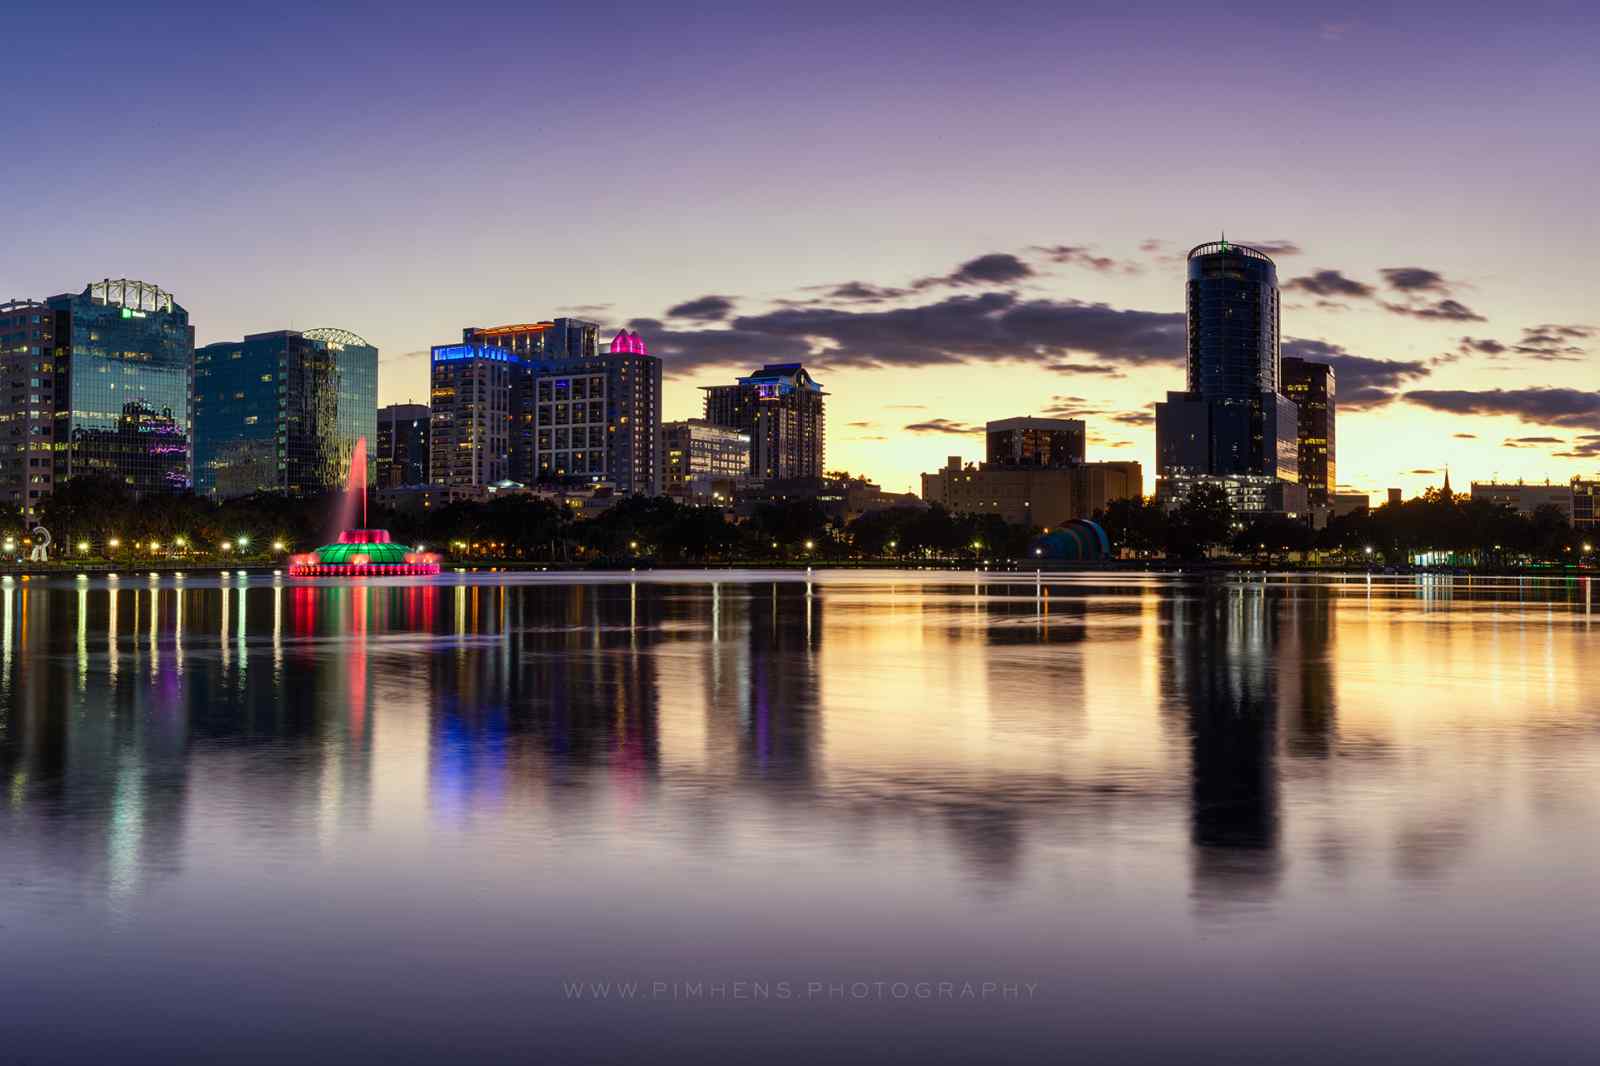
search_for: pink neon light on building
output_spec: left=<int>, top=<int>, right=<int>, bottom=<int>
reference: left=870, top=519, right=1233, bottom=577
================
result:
left=609, top=329, right=648, bottom=355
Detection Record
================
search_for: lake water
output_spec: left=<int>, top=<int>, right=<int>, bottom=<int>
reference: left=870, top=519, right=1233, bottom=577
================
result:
left=2, top=570, right=1598, bottom=1063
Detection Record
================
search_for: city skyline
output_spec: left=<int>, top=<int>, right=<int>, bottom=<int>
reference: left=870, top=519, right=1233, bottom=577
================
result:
left=6, top=4, right=1599, bottom=500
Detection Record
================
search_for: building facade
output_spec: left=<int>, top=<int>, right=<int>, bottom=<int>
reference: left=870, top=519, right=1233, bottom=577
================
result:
left=921, top=457, right=1143, bottom=528
left=1572, top=478, right=1600, bottom=529
left=1280, top=357, right=1335, bottom=506
left=702, top=363, right=825, bottom=480
left=662, top=419, right=751, bottom=502
left=40, top=279, right=196, bottom=497
left=429, top=343, right=518, bottom=487
left=0, top=300, right=59, bottom=517
left=377, top=403, right=431, bottom=488
left=1154, top=241, right=1299, bottom=511
left=194, top=328, right=376, bottom=498
left=430, top=325, right=662, bottom=496
left=986, top=417, right=1086, bottom=468
left=1469, top=481, right=1574, bottom=521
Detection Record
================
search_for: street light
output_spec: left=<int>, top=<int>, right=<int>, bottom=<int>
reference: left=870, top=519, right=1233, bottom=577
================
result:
left=108, top=537, right=120, bottom=549
left=174, top=536, right=187, bottom=547
left=272, top=540, right=286, bottom=552
left=77, top=540, right=89, bottom=553
left=804, top=539, right=815, bottom=551
left=221, top=540, right=233, bottom=552
left=237, top=535, right=250, bottom=548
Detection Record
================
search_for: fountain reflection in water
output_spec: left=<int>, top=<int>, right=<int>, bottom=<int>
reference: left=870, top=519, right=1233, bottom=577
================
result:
left=288, top=437, right=441, bottom=577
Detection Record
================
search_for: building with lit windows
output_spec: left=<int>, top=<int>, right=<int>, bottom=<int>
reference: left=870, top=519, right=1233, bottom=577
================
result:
left=921, top=455, right=1142, bottom=528
left=38, top=279, right=196, bottom=496
left=0, top=299, right=59, bottom=517
left=194, top=328, right=377, bottom=498
left=429, top=343, right=519, bottom=487
left=1572, top=478, right=1600, bottom=529
left=377, top=403, right=430, bottom=488
left=1154, top=241, right=1300, bottom=513
left=1281, top=357, right=1335, bottom=506
left=702, top=363, right=825, bottom=480
left=430, top=324, right=662, bottom=496
left=986, top=417, right=1085, bottom=468
left=661, top=419, right=750, bottom=502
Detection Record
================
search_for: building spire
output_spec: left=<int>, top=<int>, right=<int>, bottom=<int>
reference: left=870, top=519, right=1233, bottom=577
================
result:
left=1442, top=466, right=1452, bottom=498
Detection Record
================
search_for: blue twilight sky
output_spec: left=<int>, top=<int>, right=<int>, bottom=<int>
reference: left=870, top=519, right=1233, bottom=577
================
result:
left=5, top=1, right=1599, bottom=496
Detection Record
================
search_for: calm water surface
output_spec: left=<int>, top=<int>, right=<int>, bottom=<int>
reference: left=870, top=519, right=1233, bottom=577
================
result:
left=2, top=570, right=1598, bottom=1063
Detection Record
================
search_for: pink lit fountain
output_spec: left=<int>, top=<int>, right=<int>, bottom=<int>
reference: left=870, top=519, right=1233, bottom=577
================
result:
left=288, top=437, right=441, bottom=577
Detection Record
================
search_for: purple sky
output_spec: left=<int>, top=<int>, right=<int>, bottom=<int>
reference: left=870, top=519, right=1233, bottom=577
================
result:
left=6, top=1, right=1599, bottom=496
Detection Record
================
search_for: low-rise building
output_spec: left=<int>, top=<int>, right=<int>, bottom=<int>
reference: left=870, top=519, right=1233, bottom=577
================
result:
left=661, top=419, right=751, bottom=503
left=921, top=457, right=1142, bottom=528
left=1469, top=481, right=1573, bottom=521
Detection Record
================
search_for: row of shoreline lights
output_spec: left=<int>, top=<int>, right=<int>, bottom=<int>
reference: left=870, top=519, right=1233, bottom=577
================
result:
left=2, top=534, right=286, bottom=554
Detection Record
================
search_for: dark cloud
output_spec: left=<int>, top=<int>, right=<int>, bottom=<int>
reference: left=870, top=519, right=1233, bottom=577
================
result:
left=666, top=294, right=736, bottom=321
left=1555, top=435, right=1600, bottom=458
left=1410, top=469, right=1439, bottom=475
left=1402, top=388, right=1600, bottom=431
left=1138, top=238, right=1167, bottom=254
left=1111, top=408, right=1155, bottom=427
left=1281, top=338, right=1431, bottom=409
left=1513, top=323, right=1593, bottom=360
left=1503, top=436, right=1565, bottom=447
left=1384, top=298, right=1485, bottom=322
left=1380, top=267, right=1449, bottom=293
left=810, top=281, right=909, bottom=304
left=1045, top=361, right=1123, bottom=376
left=1031, top=245, right=1135, bottom=273
left=1452, top=432, right=1478, bottom=439
left=1458, top=336, right=1507, bottom=356
left=558, top=303, right=612, bottom=314
left=1284, top=270, right=1374, bottom=299
left=1236, top=240, right=1303, bottom=256
left=913, top=253, right=1034, bottom=290
left=1041, top=395, right=1097, bottom=418
left=846, top=420, right=875, bottom=428
left=725, top=292, right=1185, bottom=371
left=904, top=418, right=982, bottom=435
left=626, top=316, right=811, bottom=375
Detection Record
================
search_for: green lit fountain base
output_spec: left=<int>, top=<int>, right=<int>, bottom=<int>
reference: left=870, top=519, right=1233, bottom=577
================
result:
left=287, top=529, right=441, bottom=577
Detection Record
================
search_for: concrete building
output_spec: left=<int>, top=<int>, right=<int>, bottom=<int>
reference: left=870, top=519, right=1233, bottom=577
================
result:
left=986, top=417, right=1085, bottom=468
left=377, top=403, right=430, bottom=488
left=430, top=324, right=662, bottom=496
left=702, top=363, right=825, bottom=480
left=1572, top=478, right=1600, bottom=529
left=1331, top=492, right=1371, bottom=517
left=0, top=299, right=59, bottom=518
left=662, top=419, right=751, bottom=503
left=1470, top=481, right=1574, bottom=521
left=921, top=456, right=1143, bottom=528
left=735, top=474, right=921, bottom=522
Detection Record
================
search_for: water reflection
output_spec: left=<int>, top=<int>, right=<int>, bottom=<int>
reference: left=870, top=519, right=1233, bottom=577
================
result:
left=3, top=572, right=1600, bottom=1060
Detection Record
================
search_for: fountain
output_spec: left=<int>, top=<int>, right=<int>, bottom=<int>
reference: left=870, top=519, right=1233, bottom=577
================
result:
left=287, top=438, right=441, bottom=577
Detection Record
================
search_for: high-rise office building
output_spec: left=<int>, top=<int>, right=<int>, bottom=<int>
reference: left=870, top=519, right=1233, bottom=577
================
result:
left=661, top=419, right=751, bottom=502
left=702, top=363, right=825, bottom=480
left=1280, top=357, right=1335, bottom=506
left=194, top=328, right=377, bottom=498
left=40, top=279, right=196, bottom=497
left=377, top=403, right=431, bottom=488
left=986, top=417, right=1085, bottom=468
left=429, top=342, right=518, bottom=487
left=0, top=299, right=59, bottom=517
left=1154, top=241, right=1300, bottom=513
left=430, top=324, right=662, bottom=496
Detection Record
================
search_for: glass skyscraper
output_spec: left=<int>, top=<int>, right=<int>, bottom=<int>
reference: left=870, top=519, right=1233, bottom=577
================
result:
left=1155, top=242, right=1300, bottom=512
left=45, top=279, right=195, bottom=495
left=194, top=328, right=377, bottom=498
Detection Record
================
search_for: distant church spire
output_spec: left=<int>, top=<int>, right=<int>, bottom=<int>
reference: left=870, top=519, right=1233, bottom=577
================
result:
left=1442, top=466, right=1452, bottom=497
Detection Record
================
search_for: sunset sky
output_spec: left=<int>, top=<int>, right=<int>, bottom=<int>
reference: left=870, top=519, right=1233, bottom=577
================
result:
left=5, top=1, right=1598, bottom=498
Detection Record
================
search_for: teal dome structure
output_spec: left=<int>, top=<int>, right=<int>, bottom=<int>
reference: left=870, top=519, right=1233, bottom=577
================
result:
left=288, top=529, right=440, bottom=576
left=1029, top=520, right=1113, bottom=562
